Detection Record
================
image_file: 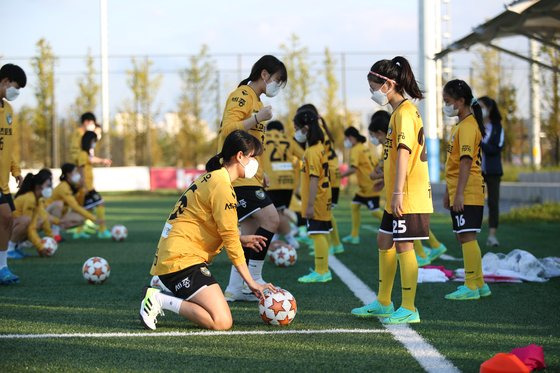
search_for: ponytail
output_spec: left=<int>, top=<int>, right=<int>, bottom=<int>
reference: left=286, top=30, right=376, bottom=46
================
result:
left=367, top=56, right=423, bottom=100
left=60, top=163, right=77, bottom=181
left=15, top=173, right=35, bottom=198
left=443, top=79, right=486, bottom=138
left=205, top=152, right=224, bottom=172
left=238, top=55, right=287, bottom=88
left=344, top=126, right=366, bottom=144
left=206, top=130, right=263, bottom=172
left=15, top=170, right=52, bottom=198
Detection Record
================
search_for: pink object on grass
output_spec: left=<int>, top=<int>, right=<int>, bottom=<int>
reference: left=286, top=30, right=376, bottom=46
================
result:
left=511, top=344, right=546, bottom=371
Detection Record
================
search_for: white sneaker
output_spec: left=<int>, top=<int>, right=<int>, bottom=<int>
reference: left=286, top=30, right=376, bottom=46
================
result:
left=486, top=236, right=499, bottom=247
left=284, top=234, right=300, bottom=250
left=20, top=240, right=33, bottom=249
left=224, top=286, right=259, bottom=302
left=139, top=287, right=164, bottom=330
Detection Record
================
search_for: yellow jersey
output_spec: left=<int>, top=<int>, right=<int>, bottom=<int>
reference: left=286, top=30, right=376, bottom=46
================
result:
left=77, top=150, right=94, bottom=191
left=0, top=101, right=21, bottom=194
left=70, top=127, right=85, bottom=164
left=217, top=85, right=265, bottom=188
left=151, top=168, right=245, bottom=276
left=350, top=142, right=380, bottom=198
left=322, top=128, right=341, bottom=189
left=14, top=191, right=52, bottom=248
left=48, top=180, right=96, bottom=221
left=263, top=129, right=294, bottom=190
left=383, top=100, right=433, bottom=214
left=301, top=142, right=332, bottom=222
left=445, top=115, right=484, bottom=206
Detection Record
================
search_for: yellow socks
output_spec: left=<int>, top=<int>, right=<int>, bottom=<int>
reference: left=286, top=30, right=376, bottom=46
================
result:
left=350, top=203, right=360, bottom=237
left=462, top=240, right=483, bottom=289
left=312, top=234, right=329, bottom=274
left=96, top=205, right=107, bottom=231
left=398, top=250, right=418, bottom=311
left=413, top=240, right=427, bottom=258
left=428, top=229, right=441, bottom=248
left=330, top=215, right=341, bottom=246
left=377, top=247, right=397, bottom=306
left=371, top=209, right=384, bottom=221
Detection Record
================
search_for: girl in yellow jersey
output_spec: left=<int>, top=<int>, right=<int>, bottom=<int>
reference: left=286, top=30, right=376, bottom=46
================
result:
left=442, top=79, right=491, bottom=301
left=217, top=56, right=287, bottom=301
left=46, top=163, right=103, bottom=238
left=351, top=56, right=432, bottom=324
left=77, top=131, right=112, bottom=239
left=8, top=170, right=55, bottom=257
left=340, top=126, right=382, bottom=245
left=140, top=130, right=275, bottom=331
left=293, top=110, right=333, bottom=283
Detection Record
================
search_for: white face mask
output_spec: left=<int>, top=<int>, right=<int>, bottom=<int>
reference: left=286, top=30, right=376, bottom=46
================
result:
left=70, top=173, right=81, bottom=184
left=41, top=187, right=53, bottom=199
left=369, top=135, right=380, bottom=146
left=443, top=103, right=459, bottom=117
left=86, top=124, right=96, bottom=131
left=240, top=158, right=259, bottom=179
left=265, top=80, right=282, bottom=98
left=5, top=86, right=20, bottom=101
left=294, top=129, right=307, bottom=143
left=370, top=85, right=389, bottom=106
left=344, top=138, right=352, bottom=149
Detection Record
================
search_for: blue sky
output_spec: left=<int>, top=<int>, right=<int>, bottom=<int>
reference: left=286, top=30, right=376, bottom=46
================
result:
left=1, top=0, right=529, bottom=127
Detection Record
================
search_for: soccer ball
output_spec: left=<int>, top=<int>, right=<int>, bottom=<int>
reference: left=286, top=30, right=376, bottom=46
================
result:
left=149, top=275, right=171, bottom=293
left=269, top=245, right=297, bottom=267
left=269, top=240, right=289, bottom=253
left=39, top=237, right=58, bottom=257
left=82, top=257, right=111, bottom=284
left=259, top=288, right=297, bottom=326
left=111, top=225, right=128, bottom=241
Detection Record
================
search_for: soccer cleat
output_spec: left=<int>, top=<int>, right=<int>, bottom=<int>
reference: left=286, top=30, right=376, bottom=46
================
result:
left=298, top=270, right=332, bottom=283
left=0, top=267, right=20, bottom=285
left=428, top=243, right=447, bottom=262
left=478, top=283, right=492, bottom=297
left=72, top=231, right=91, bottom=239
left=7, top=247, right=27, bottom=260
left=351, top=300, right=394, bottom=318
left=445, top=285, right=480, bottom=300
left=84, top=219, right=99, bottom=230
left=486, top=236, right=499, bottom=247
left=284, top=235, right=300, bottom=250
left=341, top=235, right=360, bottom=245
left=381, top=306, right=420, bottom=324
left=224, top=290, right=259, bottom=302
left=139, top=287, right=164, bottom=330
left=19, top=240, right=34, bottom=249
left=97, top=229, right=112, bottom=239
left=416, top=254, right=431, bottom=267
left=329, top=244, right=345, bottom=255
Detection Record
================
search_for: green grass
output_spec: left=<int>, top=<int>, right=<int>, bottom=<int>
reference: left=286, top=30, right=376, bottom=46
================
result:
left=1, top=193, right=559, bottom=372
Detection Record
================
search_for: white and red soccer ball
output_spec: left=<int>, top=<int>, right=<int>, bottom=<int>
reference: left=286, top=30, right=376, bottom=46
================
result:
left=82, top=257, right=111, bottom=284
left=269, top=245, right=297, bottom=267
left=259, top=288, right=297, bottom=326
left=111, top=225, right=128, bottom=241
left=39, top=237, right=58, bottom=257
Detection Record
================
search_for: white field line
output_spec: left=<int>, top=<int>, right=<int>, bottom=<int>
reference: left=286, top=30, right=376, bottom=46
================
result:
left=0, top=328, right=389, bottom=340
left=363, top=224, right=379, bottom=233
left=328, top=255, right=461, bottom=373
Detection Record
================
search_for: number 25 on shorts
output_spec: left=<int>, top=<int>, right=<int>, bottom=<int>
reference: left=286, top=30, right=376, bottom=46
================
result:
left=392, top=220, right=407, bottom=234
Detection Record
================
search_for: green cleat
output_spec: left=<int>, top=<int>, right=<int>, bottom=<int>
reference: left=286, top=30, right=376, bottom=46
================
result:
left=428, top=243, right=447, bottom=262
left=381, top=306, right=420, bottom=324
left=445, top=285, right=480, bottom=300
left=341, top=235, right=360, bottom=245
left=478, top=283, right=492, bottom=297
left=329, top=244, right=345, bottom=255
left=97, top=229, right=112, bottom=239
left=416, top=254, right=431, bottom=267
left=298, top=270, right=332, bottom=283
left=351, top=300, right=394, bottom=318
left=139, top=287, right=164, bottom=330
left=72, top=231, right=91, bottom=239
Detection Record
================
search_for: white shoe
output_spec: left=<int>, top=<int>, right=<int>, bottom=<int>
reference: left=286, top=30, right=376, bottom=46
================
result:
left=285, top=234, right=300, bottom=250
left=486, top=236, right=499, bottom=247
left=139, top=287, right=164, bottom=330
left=19, top=240, right=33, bottom=249
left=224, top=286, right=259, bottom=302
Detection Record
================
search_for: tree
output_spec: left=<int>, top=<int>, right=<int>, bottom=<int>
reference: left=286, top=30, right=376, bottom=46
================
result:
left=14, top=106, right=36, bottom=167
left=176, top=45, right=217, bottom=167
left=321, top=47, right=345, bottom=150
left=540, top=43, right=560, bottom=165
left=279, top=34, right=313, bottom=134
left=30, top=38, right=57, bottom=166
left=497, top=85, right=524, bottom=163
left=471, top=47, right=500, bottom=100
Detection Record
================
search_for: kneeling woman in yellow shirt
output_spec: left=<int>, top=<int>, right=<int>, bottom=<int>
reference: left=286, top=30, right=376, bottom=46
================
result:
left=140, top=130, right=276, bottom=331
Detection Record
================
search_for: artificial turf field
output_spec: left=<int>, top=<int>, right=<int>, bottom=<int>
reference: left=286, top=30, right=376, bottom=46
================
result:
left=0, top=192, right=559, bottom=372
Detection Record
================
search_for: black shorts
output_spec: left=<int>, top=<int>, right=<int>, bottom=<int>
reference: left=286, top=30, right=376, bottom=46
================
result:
left=84, top=190, right=104, bottom=210
left=306, top=219, right=333, bottom=235
left=0, top=192, right=15, bottom=212
left=352, top=194, right=380, bottom=211
left=234, top=186, right=274, bottom=222
left=158, top=263, right=218, bottom=301
left=267, top=189, right=293, bottom=210
left=331, top=188, right=340, bottom=207
left=379, top=210, right=430, bottom=241
left=450, top=205, right=483, bottom=233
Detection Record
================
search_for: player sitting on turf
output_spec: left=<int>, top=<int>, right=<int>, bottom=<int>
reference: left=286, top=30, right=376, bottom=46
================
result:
left=46, top=163, right=104, bottom=239
left=77, top=130, right=112, bottom=239
left=8, top=170, right=56, bottom=258
left=442, top=79, right=491, bottom=300
left=141, top=130, right=276, bottom=331
left=366, top=111, right=447, bottom=267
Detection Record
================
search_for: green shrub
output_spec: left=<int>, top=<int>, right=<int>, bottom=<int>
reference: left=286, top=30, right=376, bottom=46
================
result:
left=501, top=202, right=560, bottom=222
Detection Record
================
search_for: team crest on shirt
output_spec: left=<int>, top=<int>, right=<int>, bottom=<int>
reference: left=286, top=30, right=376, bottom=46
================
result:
left=255, top=189, right=266, bottom=200
left=6, top=113, right=12, bottom=125
left=387, top=127, right=393, bottom=136
left=241, top=90, right=248, bottom=96
left=200, top=267, right=211, bottom=277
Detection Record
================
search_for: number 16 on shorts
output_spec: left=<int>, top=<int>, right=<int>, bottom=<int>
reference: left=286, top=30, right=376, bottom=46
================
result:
left=450, top=206, right=483, bottom=234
